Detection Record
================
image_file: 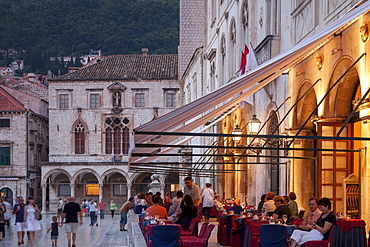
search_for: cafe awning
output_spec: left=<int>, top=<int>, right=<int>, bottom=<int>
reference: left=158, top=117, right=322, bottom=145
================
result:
left=129, top=1, right=370, bottom=167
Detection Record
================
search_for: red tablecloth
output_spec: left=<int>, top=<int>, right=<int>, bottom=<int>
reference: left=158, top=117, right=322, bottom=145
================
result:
left=336, top=219, right=366, bottom=233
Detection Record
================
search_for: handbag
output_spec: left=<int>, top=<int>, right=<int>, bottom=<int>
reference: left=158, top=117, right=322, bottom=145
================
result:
left=35, top=211, right=42, bottom=221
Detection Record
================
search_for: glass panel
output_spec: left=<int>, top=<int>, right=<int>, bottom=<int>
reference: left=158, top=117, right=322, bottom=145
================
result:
left=336, top=141, right=348, bottom=150
left=322, top=141, right=334, bottom=154
left=335, top=185, right=343, bottom=199
left=336, top=126, right=347, bottom=137
left=322, top=156, right=333, bottom=169
left=336, top=200, right=343, bottom=214
left=322, top=170, right=333, bottom=184
left=322, top=185, right=333, bottom=198
left=336, top=156, right=348, bottom=169
left=322, top=126, right=334, bottom=136
left=336, top=171, right=347, bottom=183
left=59, top=185, right=71, bottom=196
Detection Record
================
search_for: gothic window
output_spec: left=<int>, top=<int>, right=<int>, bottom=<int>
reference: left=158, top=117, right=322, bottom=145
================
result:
left=104, top=117, right=130, bottom=155
left=230, top=19, right=236, bottom=42
left=230, top=19, right=236, bottom=77
left=242, top=1, right=248, bottom=26
left=59, top=94, right=69, bottom=109
left=74, top=120, right=86, bottom=154
left=221, top=34, right=226, bottom=86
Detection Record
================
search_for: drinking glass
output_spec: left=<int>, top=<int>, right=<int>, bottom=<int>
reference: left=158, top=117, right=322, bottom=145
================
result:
left=282, top=214, right=288, bottom=224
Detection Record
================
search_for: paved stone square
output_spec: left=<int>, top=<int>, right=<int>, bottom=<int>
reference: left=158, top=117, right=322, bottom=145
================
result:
left=0, top=214, right=222, bottom=247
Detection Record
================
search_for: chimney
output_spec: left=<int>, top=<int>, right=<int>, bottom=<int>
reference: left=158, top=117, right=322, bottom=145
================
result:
left=98, top=50, right=101, bottom=56
left=142, top=48, right=149, bottom=55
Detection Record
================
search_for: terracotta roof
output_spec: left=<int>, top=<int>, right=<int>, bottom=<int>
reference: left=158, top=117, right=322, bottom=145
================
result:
left=0, top=86, right=26, bottom=111
left=50, top=54, right=178, bottom=81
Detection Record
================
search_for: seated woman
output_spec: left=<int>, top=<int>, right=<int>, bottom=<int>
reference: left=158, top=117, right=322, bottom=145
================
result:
left=290, top=197, right=336, bottom=247
left=214, top=194, right=224, bottom=210
left=168, top=191, right=183, bottom=221
left=175, top=195, right=198, bottom=224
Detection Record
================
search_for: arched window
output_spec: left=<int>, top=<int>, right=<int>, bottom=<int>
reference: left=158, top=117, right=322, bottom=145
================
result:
left=105, top=127, right=112, bottom=154
left=230, top=19, right=236, bottom=78
left=220, top=34, right=226, bottom=86
left=104, top=117, right=130, bottom=155
left=74, top=120, right=86, bottom=154
left=123, top=127, right=130, bottom=155
left=114, top=127, right=121, bottom=154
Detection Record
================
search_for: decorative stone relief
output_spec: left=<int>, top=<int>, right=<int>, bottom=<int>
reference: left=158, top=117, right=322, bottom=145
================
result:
left=360, top=22, right=369, bottom=43
left=316, top=54, right=324, bottom=70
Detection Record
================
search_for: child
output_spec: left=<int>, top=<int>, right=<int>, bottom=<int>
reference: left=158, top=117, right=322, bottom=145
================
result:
left=47, top=216, right=61, bottom=247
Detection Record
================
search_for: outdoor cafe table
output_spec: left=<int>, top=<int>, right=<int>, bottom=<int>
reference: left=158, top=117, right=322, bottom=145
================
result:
left=330, top=219, right=366, bottom=247
left=259, top=224, right=297, bottom=247
left=243, top=220, right=269, bottom=247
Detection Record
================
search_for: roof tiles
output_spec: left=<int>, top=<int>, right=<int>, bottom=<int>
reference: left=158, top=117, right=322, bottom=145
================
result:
left=0, top=86, right=25, bottom=111
left=51, top=54, right=178, bottom=81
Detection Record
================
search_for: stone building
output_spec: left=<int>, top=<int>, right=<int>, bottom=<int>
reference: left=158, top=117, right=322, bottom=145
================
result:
left=43, top=50, right=179, bottom=211
left=159, top=0, right=370, bottom=224
left=0, top=83, right=48, bottom=207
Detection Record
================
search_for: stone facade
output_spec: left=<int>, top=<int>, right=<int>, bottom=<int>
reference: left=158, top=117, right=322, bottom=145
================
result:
left=43, top=53, right=181, bottom=211
left=180, top=0, right=370, bottom=222
left=0, top=82, right=48, bottom=207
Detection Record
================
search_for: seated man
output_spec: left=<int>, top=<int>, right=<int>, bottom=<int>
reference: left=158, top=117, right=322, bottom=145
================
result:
left=146, top=195, right=168, bottom=219
left=298, top=197, right=322, bottom=230
left=272, top=195, right=291, bottom=221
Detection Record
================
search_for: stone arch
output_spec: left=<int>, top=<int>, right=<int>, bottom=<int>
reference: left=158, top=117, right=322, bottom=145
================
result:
left=0, top=186, right=14, bottom=198
left=131, top=173, right=153, bottom=195
left=42, top=168, right=72, bottom=185
left=71, top=168, right=101, bottom=185
left=293, top=80, right=318, bottom=130
left=324, top=57, right=360, bottom=118
left=101, top=168, right=128, bottom=183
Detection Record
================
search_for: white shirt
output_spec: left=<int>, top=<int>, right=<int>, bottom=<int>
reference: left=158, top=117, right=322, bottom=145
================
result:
left=89, top=203, right=97, bottom=212
left=202, top=188, right=215, bottom=207
left=3, top=201, right=12, bottom=220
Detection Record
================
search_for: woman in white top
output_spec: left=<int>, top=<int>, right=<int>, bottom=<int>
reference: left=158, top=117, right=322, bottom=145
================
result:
left=201, top=183, right=215, bottom=222
left=168, top=191, right=183, bottom=221
left=23, top=196, right=41, bottom=247
left=89, top=201, right=98, bottom=226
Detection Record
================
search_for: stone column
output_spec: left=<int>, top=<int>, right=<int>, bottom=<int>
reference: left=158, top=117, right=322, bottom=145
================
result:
left=99, top=184, right=103, bottom=202
left=70, top=184, right=75, bottom=198
left=41, top=184, right=47, bottom=213
left=127, top=183, right=132, bottom=198
left=161, top=184, right=165, bottom=198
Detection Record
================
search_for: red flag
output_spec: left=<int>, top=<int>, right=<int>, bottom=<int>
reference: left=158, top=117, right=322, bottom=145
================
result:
left=240, top=51, right=246, bottom=76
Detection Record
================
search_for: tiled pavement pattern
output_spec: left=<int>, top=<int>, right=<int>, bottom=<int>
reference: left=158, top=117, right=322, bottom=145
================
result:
left=0, top=214, right=222, bottom=247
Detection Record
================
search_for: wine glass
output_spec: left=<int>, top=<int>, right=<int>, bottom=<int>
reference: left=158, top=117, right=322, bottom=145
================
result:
left=282, top=214, right=288, bottom=225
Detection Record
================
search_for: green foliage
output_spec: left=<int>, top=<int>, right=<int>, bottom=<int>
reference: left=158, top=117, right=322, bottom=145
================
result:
left=0, top=0, right=179, bottom=75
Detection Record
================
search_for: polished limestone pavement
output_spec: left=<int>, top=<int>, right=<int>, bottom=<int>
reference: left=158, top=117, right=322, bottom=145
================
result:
left=0, top=214, right=222, bottom=247
left=0, top=214, right=128, bottom=247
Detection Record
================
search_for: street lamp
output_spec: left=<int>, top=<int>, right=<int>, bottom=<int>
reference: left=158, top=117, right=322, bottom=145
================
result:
left=232, top=125, right=242, bottom=142
left=248, top=114, right=261, bottom=135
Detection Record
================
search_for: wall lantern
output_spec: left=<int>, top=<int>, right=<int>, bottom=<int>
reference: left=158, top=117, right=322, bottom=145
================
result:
left=232, top=124, right=242, bottom=142
left=248, top=114, right=261, bottom=135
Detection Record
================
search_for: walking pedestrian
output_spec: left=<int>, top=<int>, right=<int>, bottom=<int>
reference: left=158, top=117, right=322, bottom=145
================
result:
left=13, top=196, right=26, bottom=245
left=89, top=201, right=98, bottom=226
left=47, top=216, right=62, bottom=247
left=3, top=197, right=12, bottom=228
left=56, top=198, right=64, bottom=223
left=62, top=196, right=83, bottom=247
left=23, top=196, right=41, bottom=247
left=0, top=198, right=5, bottom=241
left=110, top=200, right=117, bottom=219
left=98, top=199, right=106, bottom=219
left=120, top=197, right=134, bottom=231
left=201, top=183, right=215, bottom=222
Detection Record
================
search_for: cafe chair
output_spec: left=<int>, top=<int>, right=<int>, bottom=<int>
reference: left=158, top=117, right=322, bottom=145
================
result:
left=298, top=210, right=306, bottom=219
left=181, top=217, right=195, bottom=230
left=292, top=218, right=304, bottom=226
left=180, top=224, right=215, bottom=247
left=149, top=225, right=180, bottom=247
left=259, top=224, right=288, bottom=247
left=134, top=205, right=148, bottom=214
left=181, top=218, right=200, bottom=236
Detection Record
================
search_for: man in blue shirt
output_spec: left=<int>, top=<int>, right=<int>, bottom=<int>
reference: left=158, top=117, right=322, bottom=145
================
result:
left=13, top=196, right=26, bottom=245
